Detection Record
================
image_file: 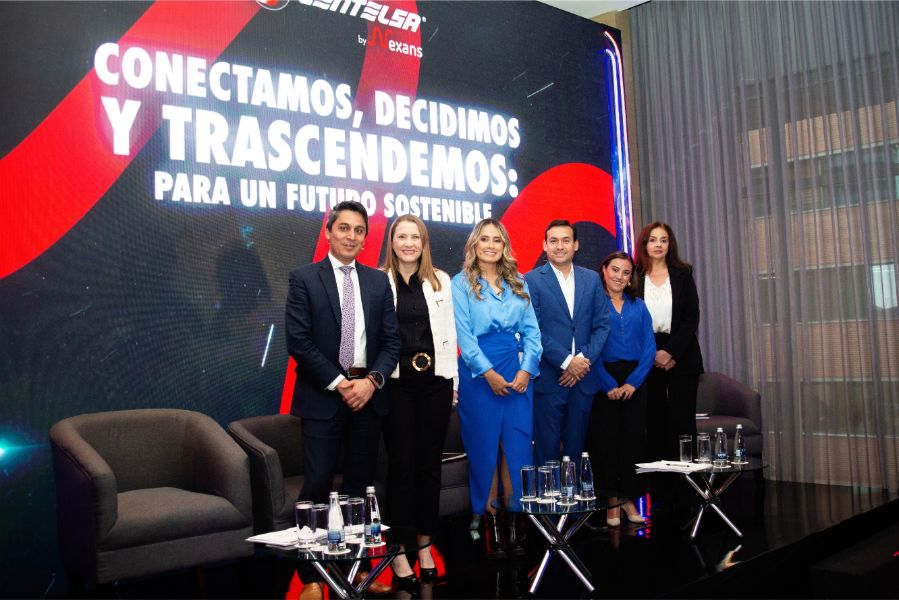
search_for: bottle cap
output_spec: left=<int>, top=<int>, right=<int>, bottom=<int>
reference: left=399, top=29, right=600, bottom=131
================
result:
left=581, top=451, right=589, bottom=457
left=366, top=485, right=376, bottom=493
left=329, top=491, right=338, bottom=498
left=562, top=455, right=570, bottom=461
left=736, top=424, right=743, bottom=429
left=716, top=427, right=724, bottom=432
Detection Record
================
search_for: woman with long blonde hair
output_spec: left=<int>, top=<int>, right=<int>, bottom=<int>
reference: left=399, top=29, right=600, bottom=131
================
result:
left=380, top=215, right=457, bottom=589
left=451, top=218, right=541, bottom=557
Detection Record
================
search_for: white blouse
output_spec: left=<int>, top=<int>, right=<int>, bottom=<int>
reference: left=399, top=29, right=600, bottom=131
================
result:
left=644, top=275, right=672, bottom=334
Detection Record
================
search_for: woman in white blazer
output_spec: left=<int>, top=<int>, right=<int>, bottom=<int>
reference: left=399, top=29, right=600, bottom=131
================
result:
left=380, top=215, right=458, bottom=589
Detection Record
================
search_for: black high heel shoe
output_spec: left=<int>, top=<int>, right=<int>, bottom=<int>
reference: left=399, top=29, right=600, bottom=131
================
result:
left=390, top=564, right=419, bottom=594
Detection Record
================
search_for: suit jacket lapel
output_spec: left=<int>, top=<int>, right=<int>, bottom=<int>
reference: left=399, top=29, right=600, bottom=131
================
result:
left=572, top=265, right=587, bottom=321
left=318, top=259, right=342, bottom=326
left=669, top=267, right=683, bottom=319
left=542, top=263, right=572, bottom=321
left=357, top=265, right=372, bottom=332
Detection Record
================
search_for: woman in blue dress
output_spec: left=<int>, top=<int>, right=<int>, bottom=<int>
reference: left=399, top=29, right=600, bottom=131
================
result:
left=587, top=251, right=656, bottom=527
left=452, top=218, right=541, bottom=556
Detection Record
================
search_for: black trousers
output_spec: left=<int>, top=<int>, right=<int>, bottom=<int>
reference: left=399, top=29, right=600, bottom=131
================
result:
left=587, top=361, right=647, bottom=499
left=383, top=368, right=453, bottom=555
left=298, top=399, right=381, bottom=583
left=645, top=333, right=700, bottom=461
left=300, top=400, right=382, bottom=503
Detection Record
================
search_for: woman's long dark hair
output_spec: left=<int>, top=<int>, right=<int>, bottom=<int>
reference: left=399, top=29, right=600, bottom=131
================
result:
left=634, top=221, right=692, bottom=275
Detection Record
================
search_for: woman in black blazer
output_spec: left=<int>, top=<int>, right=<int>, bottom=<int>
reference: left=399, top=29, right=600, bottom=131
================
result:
left=635, top=222, right=704, bottom=461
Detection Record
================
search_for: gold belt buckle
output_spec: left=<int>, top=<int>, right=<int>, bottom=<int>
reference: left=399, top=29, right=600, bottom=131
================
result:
left=412, top=352, right=432, bottom=372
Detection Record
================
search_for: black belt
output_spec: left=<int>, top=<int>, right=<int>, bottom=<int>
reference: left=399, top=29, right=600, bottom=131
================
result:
left=346, top=367, right=367, bottom=379
left=402, top=352, right=433, bottom=372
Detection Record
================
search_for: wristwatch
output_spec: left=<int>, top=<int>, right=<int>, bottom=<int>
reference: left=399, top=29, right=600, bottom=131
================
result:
left=367, top=371, right=385, bottom=389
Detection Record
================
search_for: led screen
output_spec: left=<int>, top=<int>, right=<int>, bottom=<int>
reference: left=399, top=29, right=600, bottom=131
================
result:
left=0, top=1, right=625, bottom=592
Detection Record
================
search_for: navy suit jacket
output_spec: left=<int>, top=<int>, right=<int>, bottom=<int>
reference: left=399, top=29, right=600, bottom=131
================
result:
left=285, top=257, right=400, bottom=419
left=525, top=263, right=610, bottom=395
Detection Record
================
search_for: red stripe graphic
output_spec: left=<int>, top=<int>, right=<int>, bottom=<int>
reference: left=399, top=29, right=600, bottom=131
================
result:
left=0, top=1, right=260, bottom=279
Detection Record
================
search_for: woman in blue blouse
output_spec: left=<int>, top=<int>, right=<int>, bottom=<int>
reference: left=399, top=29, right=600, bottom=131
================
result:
left=452, top=218, right=541, bottom=554
left=588, top=251, right=655, bottom=527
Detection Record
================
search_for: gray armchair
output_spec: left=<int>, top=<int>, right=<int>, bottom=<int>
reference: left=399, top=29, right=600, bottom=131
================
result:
left=227, top=413, right=307, bottom=533
left=696, top=372, right=763, bottom=459
left=50, top=409, right=253, bottom=587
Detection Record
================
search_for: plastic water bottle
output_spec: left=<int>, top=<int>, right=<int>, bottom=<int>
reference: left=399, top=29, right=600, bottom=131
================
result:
left=714, top=427, right=728, bottom=466
left=327, top=491, right=346, bottom=552
left=560, top=456, right=576, bottom=504
left=733, top=424, right=747, bottom=464
left=579, top=451, right=595, bottom=500
left=363, top=486, right=382, bottom=545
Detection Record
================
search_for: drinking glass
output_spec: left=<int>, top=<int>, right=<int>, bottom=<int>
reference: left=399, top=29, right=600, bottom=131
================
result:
left=348, top=497, right=365, bottom=539
left=697, top=433, right=712, bottom=463
left=310, top=504, right=329, bottom=545
left=537, top=466, right=555, bottom=503
left=520, top=465, right=537, bottom=501
left=339, top=494, right=350, bottom=536
left=294, top=501, right=314, bottom=546
left=679, top=434, right=693, bottom=462
left=546, top=460, right=561, bottom=497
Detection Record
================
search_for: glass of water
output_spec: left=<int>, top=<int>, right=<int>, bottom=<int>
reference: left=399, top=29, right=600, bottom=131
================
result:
left=697, top=433, right=712, bottom=463
left=538, top=466, right=555, bottom=503
left=520, top=465, right=537, bottom=501
left=679, top=434, right=693, bottom=462
left=310, top=504, right=329, bottom=545
left=546, top=460, right=561, bottom=497
left=348, top=497, right=365, bottom=539
left=295, top=501, right=314, bottom=546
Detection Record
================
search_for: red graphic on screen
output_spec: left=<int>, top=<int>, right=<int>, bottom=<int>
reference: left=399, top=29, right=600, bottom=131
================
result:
left=0, top=1, right=260, bottom=279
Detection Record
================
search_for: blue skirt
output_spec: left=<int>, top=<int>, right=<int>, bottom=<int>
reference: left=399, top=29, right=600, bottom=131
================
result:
left=458, top=332, right=533, bottom=513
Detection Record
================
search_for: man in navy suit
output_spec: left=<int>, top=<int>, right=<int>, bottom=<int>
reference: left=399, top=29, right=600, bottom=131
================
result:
left=286, top=200, right=400, bottom=501
left=525, top=220, right=610, bottom=466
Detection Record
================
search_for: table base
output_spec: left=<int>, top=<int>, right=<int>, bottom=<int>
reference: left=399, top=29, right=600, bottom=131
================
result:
left=526, top=513, right=595, bottom=594
left=681, top=471, right=743, bottom=540
left=309, top=551, right=395, bottom=599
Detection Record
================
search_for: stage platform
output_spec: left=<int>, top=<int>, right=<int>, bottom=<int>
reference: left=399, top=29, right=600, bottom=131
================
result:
left=68, top=478, right=898, bottom=598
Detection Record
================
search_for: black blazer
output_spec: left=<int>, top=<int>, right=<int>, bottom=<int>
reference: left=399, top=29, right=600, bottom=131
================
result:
left=285, top=258, right=401, bottom=419
left=639, top=266, right=704, bottom=374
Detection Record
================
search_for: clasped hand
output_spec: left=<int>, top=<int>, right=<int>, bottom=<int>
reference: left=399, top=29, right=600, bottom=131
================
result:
left=654, top=350, right=676, bottom=371
left=559, top=356, right=591, bottom=388
left=336, top=377, right=375, bottom=411
left=484, top=369, right=530, bottom=396
left=606, top=383, right=636, bottom=401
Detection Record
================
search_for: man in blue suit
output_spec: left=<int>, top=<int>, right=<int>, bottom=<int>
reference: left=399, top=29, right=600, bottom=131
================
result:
left=525, top=220, right=610, bottom=466
left=285, top=201, right=400, bottom=599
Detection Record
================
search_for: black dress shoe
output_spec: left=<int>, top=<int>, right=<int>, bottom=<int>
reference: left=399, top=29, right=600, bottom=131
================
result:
left=505, top=513, right=526, bottom=557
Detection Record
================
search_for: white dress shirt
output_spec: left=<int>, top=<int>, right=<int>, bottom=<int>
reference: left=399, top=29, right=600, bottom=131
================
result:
left=644, top=275, right=673, bottom=334
left=550, top=263, right=581, bottom=369
left=326, top=252, right=367, bottom=390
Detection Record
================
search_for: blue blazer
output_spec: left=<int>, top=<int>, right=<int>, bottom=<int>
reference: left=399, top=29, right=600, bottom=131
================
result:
left=525, top=263, right=610, bottom=396
left=285, top=258, right=400, bottom=419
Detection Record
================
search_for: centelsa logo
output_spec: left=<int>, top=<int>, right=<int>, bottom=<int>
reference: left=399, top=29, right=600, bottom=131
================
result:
left=259, top=0, right=423, bottom=32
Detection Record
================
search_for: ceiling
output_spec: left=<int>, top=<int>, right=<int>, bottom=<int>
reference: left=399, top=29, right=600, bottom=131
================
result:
left=538, top=0, right=647, bottom=19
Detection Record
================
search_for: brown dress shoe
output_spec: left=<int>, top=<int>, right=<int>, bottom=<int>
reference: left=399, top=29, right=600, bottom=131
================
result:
left=353, top=572, right=392, bottom=595
left=299, top=581, right=323, bottom=600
